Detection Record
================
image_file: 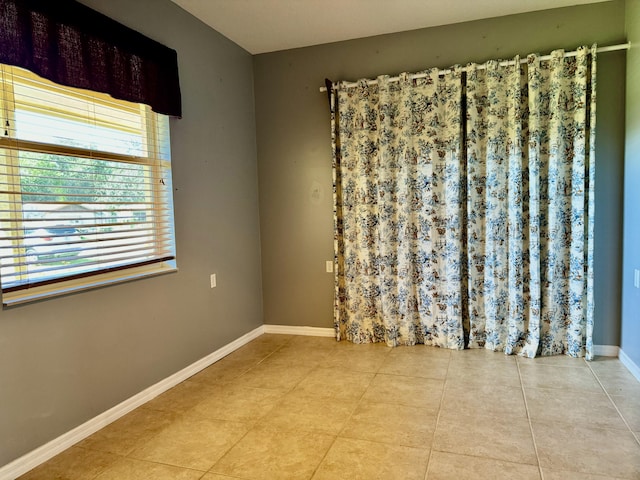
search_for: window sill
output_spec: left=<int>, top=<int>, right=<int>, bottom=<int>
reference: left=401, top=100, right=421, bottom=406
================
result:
left=2, top=262, right=178, bottom=307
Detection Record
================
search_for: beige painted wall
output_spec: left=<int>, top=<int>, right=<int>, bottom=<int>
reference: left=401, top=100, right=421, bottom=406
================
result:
left=0, top=0, right=263, bottom=466
left=254, top=0, right=627, bottom=347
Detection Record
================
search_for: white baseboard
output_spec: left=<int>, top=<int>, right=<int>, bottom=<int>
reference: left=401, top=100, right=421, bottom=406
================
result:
left=619, top=348, right=640, bottom=382
left=593, top=344, right=620, bottom=357
left=0, top=325, right=265, bottom=480
left=263, top=324, right=335, bottom=337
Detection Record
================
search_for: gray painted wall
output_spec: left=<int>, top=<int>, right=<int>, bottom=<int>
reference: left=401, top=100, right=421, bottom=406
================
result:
left=254, top=1, right=627, bottom=347
left=623, top=0, right=640, bottom=367
left=0, top=0, right=263, bottom=466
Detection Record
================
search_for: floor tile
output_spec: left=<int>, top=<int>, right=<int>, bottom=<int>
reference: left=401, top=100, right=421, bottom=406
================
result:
left=17, top=447, right=119, bottom=480
left=448, top=348, right=517, bottom=370
left=188, top=355, right=258, bottom=385
left=222, top=337, right=288, bottom=363
left=236, top=333, right=293, bottom=354
left=261, top=343, right=334, bottom=367
left=78, top=407, right=180, bottom=456
left=191, top=384, right=285, bottom=423
left=379, top=348, right=450, bottom=379
left=440, top=382, right=527, bottom=418
left=312, top=437, right=429, bottom=480
left=389, top=344, right=453, bottom=359
left=532, top=421, right=640, bottom=479
left=426, top=451, right=541, bottom=480
left=433, top=410, right=537, bottom=465
left=211, top=424, right=335, bottom=480
left=288, top=335, right=338, bottom=349
left=200, top=474, right=242, bottom=480
left=294, top=367, right=375, bottom=400
left=257, top=333, right=296, bottom=343
left=333, top=340, right=393, bottom=352
left=128, top=414, right=249, bottom=471
left=519, top=363, right=602, bottom=392
left=144, top=380, right=216, bottom=413
left=280, top=336, right=339, bottom=357
left=340, top=401, right=437, bottom=448
left=588, top=357, right=629, bottom=373
left=542, top=468, right=627, bottom=479
left=323, top=344, right=391, bottom=373
left=446, top=362, right=521, bottom=387
left=231, top=361, right=314, bottom=391
left=94, top=457, right=204, bottom=480
left=260, top=389, right=358, bottom=435
left=595, top=370, right=640, bottom=397
left=361, top=373, right=444, bottom=412
left=525, top=388, right=628, bottom=430
left=517, top=354, right=589, bottom=368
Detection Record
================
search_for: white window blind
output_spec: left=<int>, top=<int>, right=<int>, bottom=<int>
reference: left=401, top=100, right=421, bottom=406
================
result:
left=0, top=64, right=176, bottom=298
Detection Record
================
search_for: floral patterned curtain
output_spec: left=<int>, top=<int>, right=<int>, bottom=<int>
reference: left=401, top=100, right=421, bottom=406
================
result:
left=332, top=46, right=596, bottom=359
left=333, top=69, right=466, bottom=349
left=465, top=57, right=528, bottom=355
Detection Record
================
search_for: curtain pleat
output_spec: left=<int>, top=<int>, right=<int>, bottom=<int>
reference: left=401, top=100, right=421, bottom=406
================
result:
left=466, top=58, right=530, bottom=354
left=526, top=47, right=595, bottom=358
left=332, top=46, right=596, bottom=358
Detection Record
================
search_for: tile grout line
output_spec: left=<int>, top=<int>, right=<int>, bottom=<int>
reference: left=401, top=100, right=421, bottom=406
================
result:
left=585, top=359, right=640, bottom=447
left=205, top=337, right=301, bottom=478
left=77, top=342, right=289, bottom=479
left=422, top=349, right=453, bottom=480
left=515, top=356, right=545, bottom=480
left=255, top=337, right=294, bottom=366
left=217, top=339, right=457, bottom=479
left=307, top=348, right=384, bottom=480
left=307, top=435, right=339, bottom=480
left=118, top=457, right=210, bottom=477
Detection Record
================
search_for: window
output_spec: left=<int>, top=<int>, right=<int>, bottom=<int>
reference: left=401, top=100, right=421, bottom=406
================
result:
left=0, top=64, right=176, bottom=305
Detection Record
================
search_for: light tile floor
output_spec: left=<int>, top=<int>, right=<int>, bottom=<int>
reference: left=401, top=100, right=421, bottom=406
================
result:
left=18, top=335, right=640, bottom=480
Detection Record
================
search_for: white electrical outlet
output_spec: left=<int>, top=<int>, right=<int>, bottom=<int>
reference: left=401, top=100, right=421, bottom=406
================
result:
left=634, top=269, right=640, bottom=289
left=210, top=273, right=217, bottom=288
left=326, top=260, right=333, bottom=273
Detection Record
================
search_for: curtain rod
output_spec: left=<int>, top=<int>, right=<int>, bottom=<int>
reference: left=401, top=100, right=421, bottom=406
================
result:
left=319, top=42, right=630, bottom=92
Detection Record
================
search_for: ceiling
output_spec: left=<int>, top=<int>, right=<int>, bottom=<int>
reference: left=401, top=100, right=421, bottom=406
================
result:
left=170, top=0, right=609, bottom=54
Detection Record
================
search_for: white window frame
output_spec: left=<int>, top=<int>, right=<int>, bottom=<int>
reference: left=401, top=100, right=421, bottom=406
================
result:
left=0, top=65, right=177, bottom=306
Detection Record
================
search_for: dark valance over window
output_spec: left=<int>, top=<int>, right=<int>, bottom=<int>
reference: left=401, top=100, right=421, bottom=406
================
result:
left=0, top=0, right=182, bottom=117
